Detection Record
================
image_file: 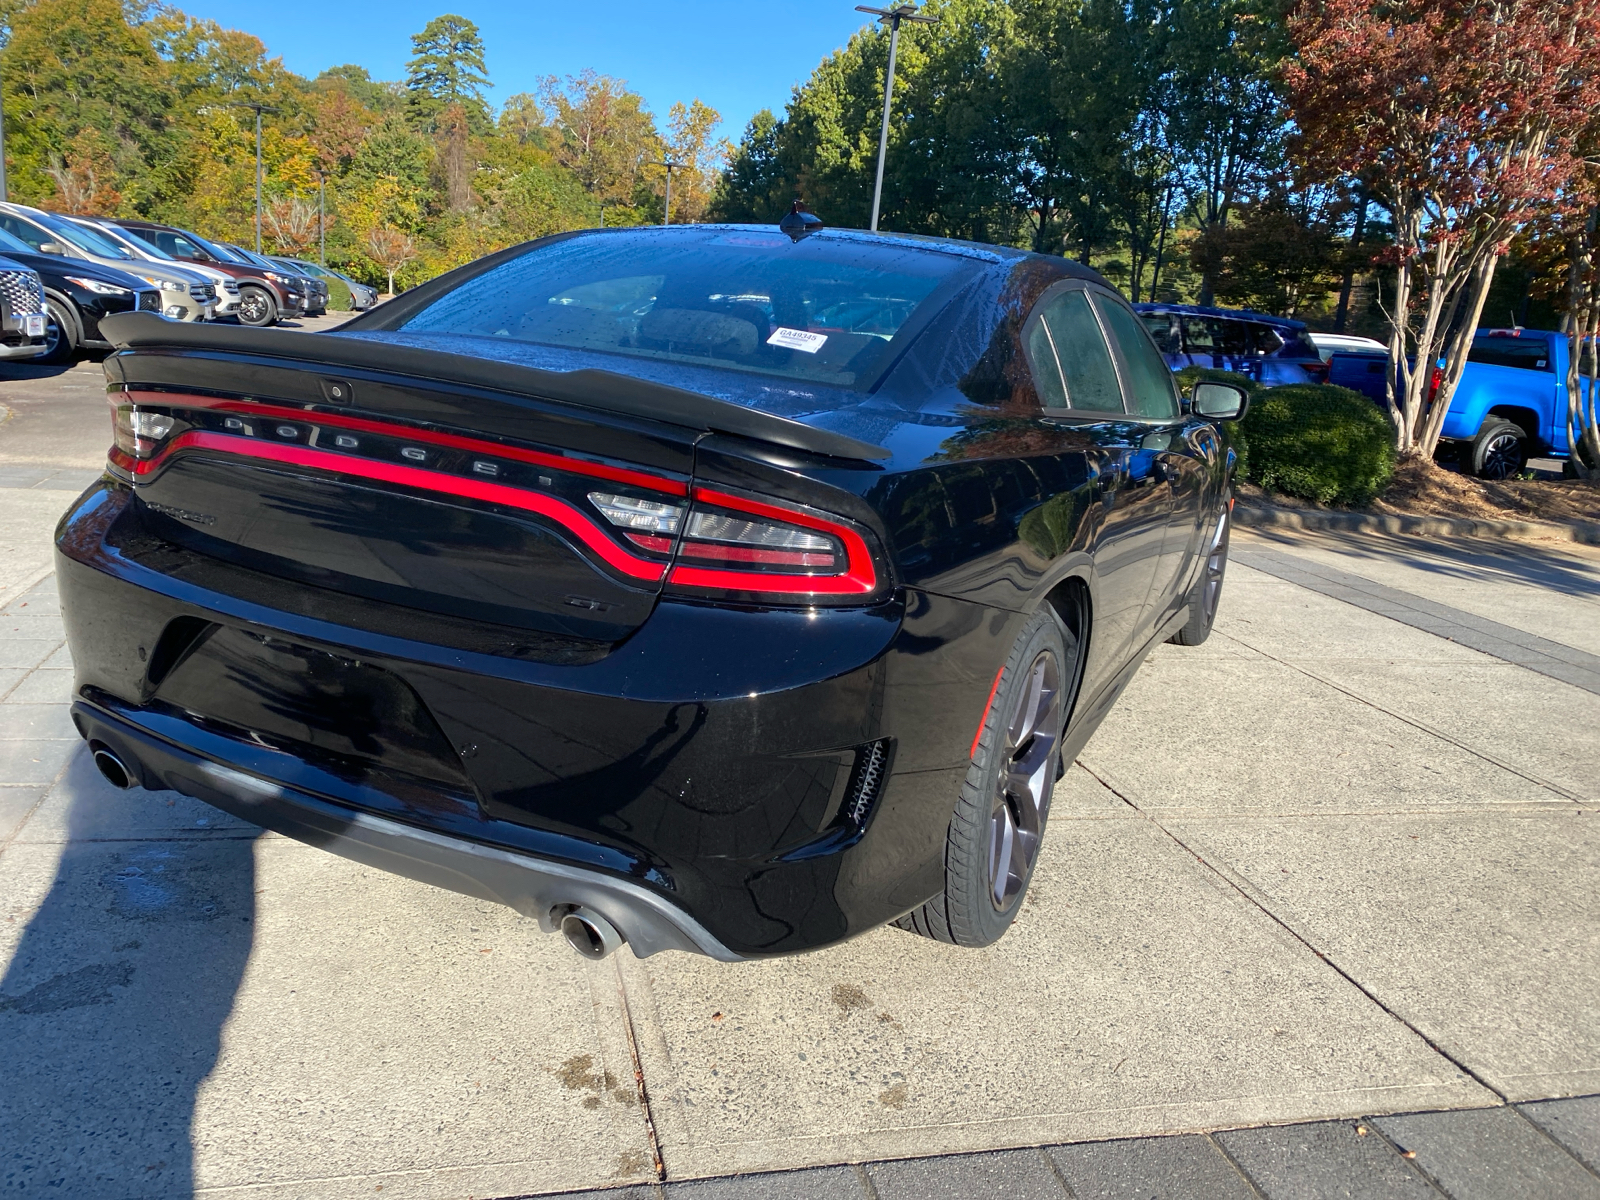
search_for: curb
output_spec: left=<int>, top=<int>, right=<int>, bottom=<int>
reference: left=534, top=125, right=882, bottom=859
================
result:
left=1234, top=502, right=1600, bottom=546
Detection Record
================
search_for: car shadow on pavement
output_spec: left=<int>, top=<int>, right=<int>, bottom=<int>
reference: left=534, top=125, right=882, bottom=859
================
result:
left=0, top=748, right=260, bottom=1197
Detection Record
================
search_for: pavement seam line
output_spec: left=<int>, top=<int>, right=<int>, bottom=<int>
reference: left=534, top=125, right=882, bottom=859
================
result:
left=0, top=723, right=76, bottom=863
left=1214, top=628, right=1586, bottom=804
left=1033, top=1143, right=1077, bottom=1197
left=852, top=1160, right=882, bottom=1199
left=1508, top=1102, right=1600, bottom=1183
left=1074, top=757, right=1512, bottom=1107
left=1360, top=1116, right=1454, bottom=1196
left=1203, top=1131, right=1272, bottom=1200
left=0, top=564, right=55, bottom=617
left=613, top=956, right=666, bottom=1184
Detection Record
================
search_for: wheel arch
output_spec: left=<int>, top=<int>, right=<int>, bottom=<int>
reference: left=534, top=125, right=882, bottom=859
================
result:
left=1484, top=405, right=1542, bottom=449
left=43, top=289, right=83, bottom=344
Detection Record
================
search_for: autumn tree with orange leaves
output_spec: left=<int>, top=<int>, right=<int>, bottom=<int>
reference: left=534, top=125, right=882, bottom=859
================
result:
left=1285, top=0, right=1600, bottom=460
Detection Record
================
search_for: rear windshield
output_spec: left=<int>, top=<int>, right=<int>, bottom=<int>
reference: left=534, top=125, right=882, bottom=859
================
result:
left=1469, top=336, right=1552, bottom=372
left=396, top=228, right=973, bottom=390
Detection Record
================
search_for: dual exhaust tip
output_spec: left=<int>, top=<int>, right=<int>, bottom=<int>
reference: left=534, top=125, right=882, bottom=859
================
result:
left=89, top=739, right=629, bottom=961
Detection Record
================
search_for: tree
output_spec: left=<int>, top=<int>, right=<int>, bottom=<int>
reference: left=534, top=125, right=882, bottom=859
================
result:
left=1190, top=189, right=1343, bottom=316
left=265, top=195, right=317, bottom=254
left=42, top=128, right=122, bottom=214
left=1163, top=0, right=1286, bottom=303
left=405, top=13, right=490, bottom=131
left=1287, top=0, right=1600, bottom=461
left=662, top=99, right=727, bottom=223
left=536, top=70, right=662, bottom=211
left=367, top=226, right=417, bottom=294
left=708, top=109, right=789, bottom=222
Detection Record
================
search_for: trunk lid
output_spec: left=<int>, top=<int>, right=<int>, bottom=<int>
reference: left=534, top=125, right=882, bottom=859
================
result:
left=107, top=343, right=701, bottom=645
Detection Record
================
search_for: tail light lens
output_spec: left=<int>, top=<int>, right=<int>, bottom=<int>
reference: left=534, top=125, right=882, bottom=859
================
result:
left=109, top=399, right=175, bottom=459
left=588, top=485, right=882, bottom=600
left=665, top=487, right=881, bottom=601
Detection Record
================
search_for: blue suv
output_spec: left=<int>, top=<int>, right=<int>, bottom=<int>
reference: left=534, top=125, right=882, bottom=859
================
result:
left=1134, top=303, right=1326, bottom=387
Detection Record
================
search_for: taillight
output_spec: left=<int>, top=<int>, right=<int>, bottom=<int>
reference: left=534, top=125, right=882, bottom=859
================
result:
left=588, top=491, right=685, bottom=554
left=665, top=487, right=881, bottom=602
left=109, top=398, right=175, bottom=459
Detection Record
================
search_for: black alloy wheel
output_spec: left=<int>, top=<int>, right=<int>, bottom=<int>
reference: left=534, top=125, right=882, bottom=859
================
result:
left=1470, top=420, right=1528, bottom=480
left=1170, top=503, right=1231, bottom=646
left=37, top=299, right=77, bottom=366
left=237, top=285, right=277, bottom=327
left=894, top=605, right=1078, bottom=947
left=986, top=646, right=1063, bottom=911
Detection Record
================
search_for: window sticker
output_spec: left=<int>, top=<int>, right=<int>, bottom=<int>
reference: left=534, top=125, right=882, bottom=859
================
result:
left=767, top=327, right=828, bottom=354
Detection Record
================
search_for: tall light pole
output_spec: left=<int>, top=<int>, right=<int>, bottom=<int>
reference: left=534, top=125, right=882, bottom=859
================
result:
left=231, top=101, right=279, bottom=253
left=315, top=169, right=326, bottom=266
left=855, top=3, right=936, bottom=233
left=651, top=160, right=684, bottom=225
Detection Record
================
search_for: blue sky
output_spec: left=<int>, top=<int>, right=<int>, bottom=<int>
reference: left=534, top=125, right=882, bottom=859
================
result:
left=177, top=1, right=880, bottom=143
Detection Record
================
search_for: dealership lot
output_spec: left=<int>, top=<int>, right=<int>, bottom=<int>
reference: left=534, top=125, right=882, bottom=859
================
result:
left=2, top=362, right=1598, bottom=1197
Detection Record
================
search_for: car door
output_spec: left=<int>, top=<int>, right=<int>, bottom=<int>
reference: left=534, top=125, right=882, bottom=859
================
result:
left=1094, top=294, right=1211, bottom=632
left=1024, top=282, right=1170, bottom=668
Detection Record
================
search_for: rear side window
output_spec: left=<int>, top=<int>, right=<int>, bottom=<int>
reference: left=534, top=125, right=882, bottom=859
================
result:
left=1036, top=289, right=1124, bottom=412
left=1469, top=336, right=1552, bottom=372
left=1096, top=297, right=1181, bottom=421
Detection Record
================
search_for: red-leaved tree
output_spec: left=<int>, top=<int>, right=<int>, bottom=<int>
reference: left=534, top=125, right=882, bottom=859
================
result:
left=1285, top=0, right=1600, bottom=460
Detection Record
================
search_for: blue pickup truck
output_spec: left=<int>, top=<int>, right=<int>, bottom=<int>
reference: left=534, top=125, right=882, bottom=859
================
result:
left=1328, top=327, right=1592, bottom=478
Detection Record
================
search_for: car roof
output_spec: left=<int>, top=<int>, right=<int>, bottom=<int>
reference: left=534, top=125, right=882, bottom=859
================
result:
left=1133, top=301, right=1308, bottom=331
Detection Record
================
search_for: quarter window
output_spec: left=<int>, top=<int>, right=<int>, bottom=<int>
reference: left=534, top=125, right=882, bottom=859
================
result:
left=1035, top=289, right=1124, bottom=412
left=1096, top=297, right=1181, bottom=421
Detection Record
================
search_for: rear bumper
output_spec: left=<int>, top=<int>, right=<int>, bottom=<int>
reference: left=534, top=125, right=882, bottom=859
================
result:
left=56, top=481, right=1020, bottom=957
left=72, top=700, right=740, bottom=960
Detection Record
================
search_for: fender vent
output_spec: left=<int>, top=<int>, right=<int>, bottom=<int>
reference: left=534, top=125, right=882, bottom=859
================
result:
left=840, top=739, right=892, bottom=829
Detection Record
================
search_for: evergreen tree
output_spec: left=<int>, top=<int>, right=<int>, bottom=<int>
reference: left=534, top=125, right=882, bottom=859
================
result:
left=404, top=13, right=490, bottom=131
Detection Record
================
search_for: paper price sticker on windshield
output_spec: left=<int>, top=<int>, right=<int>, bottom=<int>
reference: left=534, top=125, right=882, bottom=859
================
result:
left=767, top=327, right=828, bottom=354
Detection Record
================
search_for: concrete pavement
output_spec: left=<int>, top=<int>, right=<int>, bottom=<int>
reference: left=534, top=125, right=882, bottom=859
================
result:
left=2, top=352, right=1598, bottom=1197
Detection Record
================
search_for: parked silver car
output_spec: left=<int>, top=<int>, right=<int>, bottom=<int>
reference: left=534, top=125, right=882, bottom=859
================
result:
left=71, top=217, right=241, bottom=320
left=0, top=203, right=216, bottom=322
left=275, top=257, right=378, bottom=310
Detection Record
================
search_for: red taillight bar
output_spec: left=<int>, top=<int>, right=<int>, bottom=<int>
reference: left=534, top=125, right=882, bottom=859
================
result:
left=119, top=431, right=667, bottom=582
left=666, top=486, right=879, bottom=598
left=119, top=390, right=689, bottom=496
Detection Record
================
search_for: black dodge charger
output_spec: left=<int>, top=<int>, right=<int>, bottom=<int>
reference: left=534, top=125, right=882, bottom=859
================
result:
left=58, top=223, right=1247, bottom=961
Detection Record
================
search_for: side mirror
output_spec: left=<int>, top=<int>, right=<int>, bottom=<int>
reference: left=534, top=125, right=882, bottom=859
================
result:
left=38, top=242, right=66, bottom=256
left=1191, top=380, right=1250, bottom=422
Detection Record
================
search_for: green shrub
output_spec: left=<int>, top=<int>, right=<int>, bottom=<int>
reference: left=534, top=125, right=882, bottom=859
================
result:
left=325, top=277, right=353, bottom=311
left=1237, top=383, right=1396, bottom=507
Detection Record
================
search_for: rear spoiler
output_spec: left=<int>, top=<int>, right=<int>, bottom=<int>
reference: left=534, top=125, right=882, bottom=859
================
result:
left=99, top=312, right=891, bottom=464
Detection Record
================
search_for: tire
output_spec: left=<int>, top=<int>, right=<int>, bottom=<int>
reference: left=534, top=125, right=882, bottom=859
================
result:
left=36, top=298, right=78, bottom=366
left=894, top=605, right=1077, bottom=947
left=1470, top=420, right=1528, bottom=480
left=237, top=285, right=278, bottom=327
left=1169, top=502, right=1231, bottom=647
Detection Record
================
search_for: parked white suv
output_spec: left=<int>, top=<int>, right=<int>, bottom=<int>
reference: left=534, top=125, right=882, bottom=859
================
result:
left=72, top=217, right=241, bottom=320
left=0, top=203, right=216, bottom=322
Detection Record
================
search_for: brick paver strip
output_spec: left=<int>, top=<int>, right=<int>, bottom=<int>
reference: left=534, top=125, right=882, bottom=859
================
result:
left=548, top=1098, right=1600, bottom=1199
left=1234, top=548, right=1600, bottom=697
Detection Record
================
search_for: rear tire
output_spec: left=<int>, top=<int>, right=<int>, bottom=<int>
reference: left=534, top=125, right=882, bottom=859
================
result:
left=1169, top=503, right=1231, bottom=647
left=1470, top=420, right=1528, bottom=480
left=894, top=605, right=1076, bottom=948
left=237, top=285, right=278, bottom=327
left=37, top=299, right=78, bottom=365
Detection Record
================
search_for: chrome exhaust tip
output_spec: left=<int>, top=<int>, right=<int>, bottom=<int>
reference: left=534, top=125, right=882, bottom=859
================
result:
left=560, top=907, right=625, bottom=960
left=90, top=744, right=133, bottom=790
